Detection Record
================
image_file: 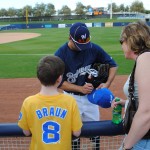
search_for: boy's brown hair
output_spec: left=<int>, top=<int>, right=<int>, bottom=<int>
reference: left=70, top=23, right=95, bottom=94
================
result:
left=37, top=55, right=65, bottom=86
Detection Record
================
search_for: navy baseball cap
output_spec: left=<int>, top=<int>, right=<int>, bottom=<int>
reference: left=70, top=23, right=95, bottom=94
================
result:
left=87, top=88, right=115, bottom=108
left=70, top=22, right=91, bottom=51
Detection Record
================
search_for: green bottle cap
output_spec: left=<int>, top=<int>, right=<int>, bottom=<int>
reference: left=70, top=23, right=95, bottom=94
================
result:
left=115, top=98, right=120, bottom=102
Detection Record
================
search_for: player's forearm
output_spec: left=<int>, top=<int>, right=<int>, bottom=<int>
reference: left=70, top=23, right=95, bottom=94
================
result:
left=106, top=67, right=118, bottom=87
left=60, top=81, right=82, bottom=93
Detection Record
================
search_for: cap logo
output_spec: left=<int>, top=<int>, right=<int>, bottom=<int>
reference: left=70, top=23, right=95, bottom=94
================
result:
left=81, top=34, right=87, bottom=40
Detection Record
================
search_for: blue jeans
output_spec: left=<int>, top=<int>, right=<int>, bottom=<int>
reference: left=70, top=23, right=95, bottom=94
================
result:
left=132, top=139, right=150, bottom=150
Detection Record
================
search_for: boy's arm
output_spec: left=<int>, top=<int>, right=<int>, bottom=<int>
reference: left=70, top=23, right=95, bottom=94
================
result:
left=18, top=101, right=31, bottom=137
left=73, top=129, right=81, bottom=137
left=71, top=98, right=82, bottom=137
left=23, top=129, right=31, bottom=136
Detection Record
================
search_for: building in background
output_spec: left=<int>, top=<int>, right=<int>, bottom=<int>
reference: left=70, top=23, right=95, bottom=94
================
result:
left=92, top=7, right=108, bottom=15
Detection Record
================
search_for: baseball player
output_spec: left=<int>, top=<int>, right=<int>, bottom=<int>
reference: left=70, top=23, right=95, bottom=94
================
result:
left=18, top=55, right=82, bottom=150
left=55, top=22, right=118, bottom=149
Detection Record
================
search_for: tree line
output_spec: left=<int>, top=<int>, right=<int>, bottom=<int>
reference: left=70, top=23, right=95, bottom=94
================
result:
left=0, top=0, right=149, bottom=18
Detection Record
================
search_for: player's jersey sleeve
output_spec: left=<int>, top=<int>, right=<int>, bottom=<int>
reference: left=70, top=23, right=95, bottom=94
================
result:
left=18, top=99, right=29, bottom=131
left=91, top=43, right=118, bottom=68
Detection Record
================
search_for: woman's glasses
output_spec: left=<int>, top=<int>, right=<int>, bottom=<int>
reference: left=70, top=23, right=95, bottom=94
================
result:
left=119, top=39, right=124, bottom=45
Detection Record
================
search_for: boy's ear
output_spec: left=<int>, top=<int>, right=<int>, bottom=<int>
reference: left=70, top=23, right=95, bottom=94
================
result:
left=57, top=75, right=62, bottom=83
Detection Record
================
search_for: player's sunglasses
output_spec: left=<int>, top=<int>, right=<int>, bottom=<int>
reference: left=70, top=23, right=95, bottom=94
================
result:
left=70, top=35, right=91, bottom=44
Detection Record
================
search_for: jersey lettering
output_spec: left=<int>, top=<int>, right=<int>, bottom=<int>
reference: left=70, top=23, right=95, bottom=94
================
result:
left=42, top=107, right=48, bottom=117
left=50, top=107, right=55, bottom=116
left=66, top=72, right=76, bottom=83
left=36, top=110, right=43, bottom=119
left=55, top=107, right=61, bottom=117
left=66, top=65, right=91, bottom=83
left=60, top=109, right=67, bottom=119
left=36, top=106, right=68, bottom=119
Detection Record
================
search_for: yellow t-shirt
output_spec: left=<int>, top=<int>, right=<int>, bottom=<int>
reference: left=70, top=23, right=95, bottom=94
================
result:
left=18, top=93, right=82, bottom=150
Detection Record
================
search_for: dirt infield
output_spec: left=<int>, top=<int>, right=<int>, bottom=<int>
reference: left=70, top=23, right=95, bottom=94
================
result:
left=0, top=75, right=128, bottom=123
left=0, top=33, right=41, bottom=44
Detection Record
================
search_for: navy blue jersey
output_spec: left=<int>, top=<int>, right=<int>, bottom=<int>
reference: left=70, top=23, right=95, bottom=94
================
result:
left=55, top=42, right=117, bottom=87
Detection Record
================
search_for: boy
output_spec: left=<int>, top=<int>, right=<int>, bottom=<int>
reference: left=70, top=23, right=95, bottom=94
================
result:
left=18, top=55, right=82, bottom=150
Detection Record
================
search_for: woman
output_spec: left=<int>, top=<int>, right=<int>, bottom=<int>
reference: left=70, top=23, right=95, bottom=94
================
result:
left=112, top=21, right=150, bottom=150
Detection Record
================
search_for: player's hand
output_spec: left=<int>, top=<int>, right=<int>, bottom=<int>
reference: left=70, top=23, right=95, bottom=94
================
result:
left=81, top=83, right=94, bottom=94
left=96, top=82, right=110, bottom=89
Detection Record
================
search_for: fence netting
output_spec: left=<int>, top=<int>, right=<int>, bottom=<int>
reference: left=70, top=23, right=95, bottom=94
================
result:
left=0, top=135, right=124, bottom=150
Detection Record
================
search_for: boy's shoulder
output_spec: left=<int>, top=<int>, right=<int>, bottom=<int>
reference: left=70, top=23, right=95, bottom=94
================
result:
left=24, top=93, right=75, bottom=101
left=23, top=94, right=38, bottom=104
left=61, top=93, right=76, bottom=101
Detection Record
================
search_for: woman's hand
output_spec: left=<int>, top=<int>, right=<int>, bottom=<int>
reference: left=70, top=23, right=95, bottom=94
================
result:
left=111, top=97, right=126, bottom=108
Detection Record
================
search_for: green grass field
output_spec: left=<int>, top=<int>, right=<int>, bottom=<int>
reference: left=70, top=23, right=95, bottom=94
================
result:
left=0, top=26, right=134, bottom=78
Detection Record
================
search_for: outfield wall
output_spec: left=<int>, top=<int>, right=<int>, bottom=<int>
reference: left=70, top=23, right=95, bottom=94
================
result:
left=1, top=22, right=150, bottom=31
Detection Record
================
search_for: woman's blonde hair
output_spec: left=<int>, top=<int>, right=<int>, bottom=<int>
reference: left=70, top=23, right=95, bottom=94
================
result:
left=120, top=21, right=150, bottom=54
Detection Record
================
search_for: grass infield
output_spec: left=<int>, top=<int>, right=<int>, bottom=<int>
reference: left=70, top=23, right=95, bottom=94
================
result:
left=0, top=26, right=134, bottom=78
